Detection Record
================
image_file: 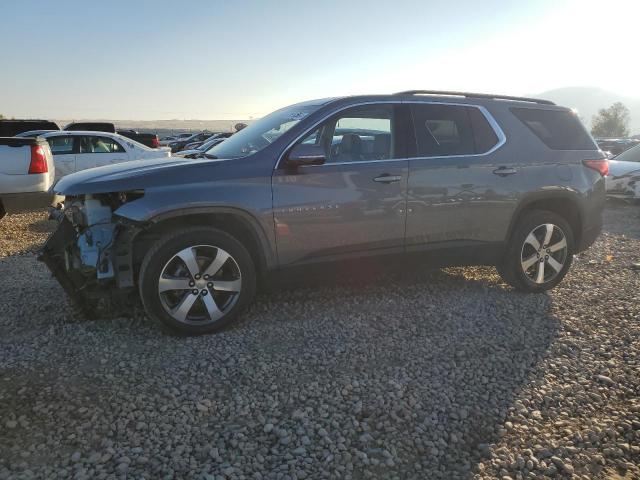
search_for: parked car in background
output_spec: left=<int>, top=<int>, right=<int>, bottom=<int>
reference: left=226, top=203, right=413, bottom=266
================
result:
left=596, top=138, right=640, bottom=156
left=14, top=130, right=58, bottom=138
left=0, top=119, right=59, bottom=137
left=159, top=133, right=192, bottom=146
left=0, top=136, right=55, bottom=217
left=168, top=131, right=215, bottom=152
left=173, top=136, right=227, bottom=158
left=42, top=90, right=606, bottom=335
left=64, top=122, right=117, bottom=133
left=606, top=144, right=640, bottom=200
left=40, top=131, right=170, bottom=180
left=181, top=132, right=232, bottom=152
left=117, top=129, right=161, bottom=149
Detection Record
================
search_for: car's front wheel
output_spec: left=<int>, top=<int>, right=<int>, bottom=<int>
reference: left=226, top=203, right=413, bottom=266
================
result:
left=498, top=209, right=574, bottom=292
left=139, top=227, right=256, bottom=335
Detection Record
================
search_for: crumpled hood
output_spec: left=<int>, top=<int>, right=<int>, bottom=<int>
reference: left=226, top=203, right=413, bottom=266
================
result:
left=53, top=156, right=225, bottom=195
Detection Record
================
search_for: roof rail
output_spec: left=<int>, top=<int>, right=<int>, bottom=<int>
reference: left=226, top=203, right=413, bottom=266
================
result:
left=394, top=90, right=555, bottom=106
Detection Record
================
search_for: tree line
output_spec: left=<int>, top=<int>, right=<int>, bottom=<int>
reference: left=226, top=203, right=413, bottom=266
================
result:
left=591, top=102, right=631, bottom=138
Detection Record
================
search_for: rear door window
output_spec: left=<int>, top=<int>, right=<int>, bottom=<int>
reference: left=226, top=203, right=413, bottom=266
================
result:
left=47, top=136, right=75, bottom=155
left=468, top=107, right=499, bottom=153
left=79, top=136, right=126, bottom=153
left=511, top=108, right=597, bottom=150
left=411, top=104, right=500, bottom=157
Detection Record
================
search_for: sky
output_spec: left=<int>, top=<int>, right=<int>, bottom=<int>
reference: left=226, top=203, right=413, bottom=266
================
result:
left=1, top=0, right=639, bottom=120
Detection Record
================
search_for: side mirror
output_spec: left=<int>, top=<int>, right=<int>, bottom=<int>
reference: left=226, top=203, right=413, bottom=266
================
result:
left=285, top=144, right=326, bottom=168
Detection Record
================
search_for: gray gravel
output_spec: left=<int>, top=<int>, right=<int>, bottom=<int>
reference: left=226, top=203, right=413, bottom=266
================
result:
left=0, top=204, right=638, bottom=479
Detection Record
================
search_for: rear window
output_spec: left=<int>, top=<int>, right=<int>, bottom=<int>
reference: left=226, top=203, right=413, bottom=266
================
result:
left=511, top=108, right=596, bottom=150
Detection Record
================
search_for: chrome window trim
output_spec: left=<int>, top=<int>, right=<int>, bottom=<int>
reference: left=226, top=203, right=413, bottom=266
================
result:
left=274, top=100, right=507, bottom=170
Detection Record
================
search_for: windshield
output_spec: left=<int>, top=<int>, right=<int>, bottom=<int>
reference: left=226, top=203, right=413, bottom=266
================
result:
left=206, top=103, right=322, bottom=159
left=615, top=144, right=640, bottom=162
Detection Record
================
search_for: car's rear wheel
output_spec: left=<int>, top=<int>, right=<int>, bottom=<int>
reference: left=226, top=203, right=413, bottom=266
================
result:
left=139, top=227, right=256, bottom=335
left=498, top=210, right=574, bottom=292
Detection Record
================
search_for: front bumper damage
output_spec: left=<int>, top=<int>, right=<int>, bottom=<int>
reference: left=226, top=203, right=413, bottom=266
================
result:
left=39, top=211, right=141, bottom=315
left=39, top=217, right=90, bottom=308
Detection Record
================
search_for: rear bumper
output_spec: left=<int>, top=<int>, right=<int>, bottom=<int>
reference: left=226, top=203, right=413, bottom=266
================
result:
left=1, top=192, right=53, bottom=214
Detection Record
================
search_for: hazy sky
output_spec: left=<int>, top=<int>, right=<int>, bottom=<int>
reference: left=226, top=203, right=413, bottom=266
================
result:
left=1, top=0, right=638, bottom=120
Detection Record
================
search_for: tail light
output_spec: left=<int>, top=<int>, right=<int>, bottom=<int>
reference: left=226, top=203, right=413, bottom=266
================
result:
left=28, top=145, right=48, bottom=174
left=151, top=136, right=159, bottom=148
left=583, top=159, right=609, bottom=177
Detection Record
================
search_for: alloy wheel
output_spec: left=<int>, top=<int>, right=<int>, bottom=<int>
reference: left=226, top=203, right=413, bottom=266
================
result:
left=520, top=223, right=568, bottom=284
left=158, top=245, right=241, bottom=325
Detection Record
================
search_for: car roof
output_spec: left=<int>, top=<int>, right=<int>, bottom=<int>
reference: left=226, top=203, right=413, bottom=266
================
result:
left=310, top=92, right=567, bottom=110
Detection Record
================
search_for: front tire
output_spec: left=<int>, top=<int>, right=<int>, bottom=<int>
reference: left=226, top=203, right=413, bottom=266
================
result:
left=498, top=210, right=574, bottom=292
left=139, top=227, right=256, bottom=335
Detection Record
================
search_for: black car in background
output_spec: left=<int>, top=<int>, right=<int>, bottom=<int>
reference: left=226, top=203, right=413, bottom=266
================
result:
left=116, top=129, right=161, bottom=149
left=168, top=131, right=216, bottom=152
left=0, top=119, right=59, bottom=136
left=181, top=132, right=233, bottom=151
left=64, top=122, right=116, bottom=133
left=63, top=123, right=161, bottom=148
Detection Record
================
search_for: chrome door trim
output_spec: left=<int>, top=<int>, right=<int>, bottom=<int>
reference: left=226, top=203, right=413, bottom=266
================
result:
left=274, top=100, right=507, bottom=170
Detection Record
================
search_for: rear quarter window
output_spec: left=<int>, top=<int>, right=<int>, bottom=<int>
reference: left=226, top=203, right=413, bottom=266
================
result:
left=511, top=108, right=596, bottom=150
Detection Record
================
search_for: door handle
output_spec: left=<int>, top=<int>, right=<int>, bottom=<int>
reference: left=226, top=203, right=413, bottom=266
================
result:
left=373, top=174, right=402, bottom=183
left=493, top=167, right=518, bottom=176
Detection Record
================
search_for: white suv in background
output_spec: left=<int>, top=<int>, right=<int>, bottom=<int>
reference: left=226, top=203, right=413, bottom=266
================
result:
left=37, top=131, right=171, bottom=180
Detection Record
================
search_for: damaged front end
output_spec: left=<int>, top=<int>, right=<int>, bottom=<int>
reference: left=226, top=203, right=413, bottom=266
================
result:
left=39, top=192, right=143, bottom=314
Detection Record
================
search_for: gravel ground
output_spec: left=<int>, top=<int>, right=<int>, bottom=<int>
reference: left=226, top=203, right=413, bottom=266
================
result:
left=0, top=204, right=638, bottom=480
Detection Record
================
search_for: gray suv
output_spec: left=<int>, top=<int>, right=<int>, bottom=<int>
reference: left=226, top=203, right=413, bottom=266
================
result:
left=41, top=91, right=607, bottom=335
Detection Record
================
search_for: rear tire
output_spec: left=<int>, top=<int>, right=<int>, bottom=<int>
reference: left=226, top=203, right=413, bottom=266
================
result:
left=498, top=209, right=574, bottom=292
left=139, top=227, right=256, bottom=335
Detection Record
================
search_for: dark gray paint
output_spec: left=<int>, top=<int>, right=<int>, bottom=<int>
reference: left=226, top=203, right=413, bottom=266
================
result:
left=52, top=94, right=606, bottom=270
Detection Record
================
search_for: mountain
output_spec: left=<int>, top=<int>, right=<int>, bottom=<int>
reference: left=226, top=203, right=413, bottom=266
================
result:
left=535, top=87, right=640, bottom=136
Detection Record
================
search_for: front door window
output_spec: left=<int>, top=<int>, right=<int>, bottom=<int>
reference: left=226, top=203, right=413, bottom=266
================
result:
left=295, top=105, right=395, bottom=164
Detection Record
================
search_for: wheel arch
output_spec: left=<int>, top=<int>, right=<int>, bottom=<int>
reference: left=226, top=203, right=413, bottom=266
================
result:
left=507, top=192, right=583, bottom=247
left=128, top=207, right=276, bottom=281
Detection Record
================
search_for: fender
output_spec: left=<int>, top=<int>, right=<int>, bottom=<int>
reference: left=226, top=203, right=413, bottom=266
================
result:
left=505, top=188, right=585, bottom=243
left=111, top=204, right=278, bottom=292
left=144, top=205, right=277, bottom=270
